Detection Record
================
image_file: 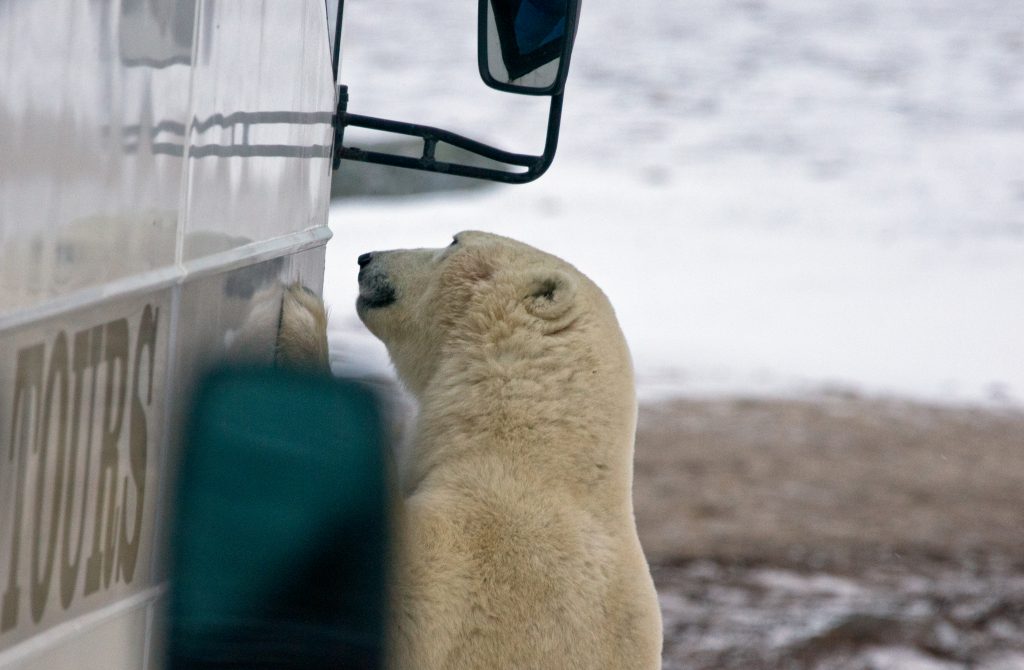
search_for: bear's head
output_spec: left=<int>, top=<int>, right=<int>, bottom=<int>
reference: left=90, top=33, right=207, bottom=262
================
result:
left=355, top=231, right=630, bottom=400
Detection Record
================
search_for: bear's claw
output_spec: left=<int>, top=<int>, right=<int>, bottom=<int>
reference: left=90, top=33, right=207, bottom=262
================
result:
left=276, top=283, right=330, bottom=373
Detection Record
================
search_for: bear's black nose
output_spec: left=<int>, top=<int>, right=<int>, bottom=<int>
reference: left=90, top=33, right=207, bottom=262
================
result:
left=357, top=252, right=373, bottom=268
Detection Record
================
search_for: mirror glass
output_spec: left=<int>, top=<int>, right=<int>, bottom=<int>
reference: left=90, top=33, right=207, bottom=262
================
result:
left=482, top=0, right=575, bottom=92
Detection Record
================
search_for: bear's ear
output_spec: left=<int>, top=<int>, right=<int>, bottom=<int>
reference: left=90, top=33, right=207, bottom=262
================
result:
left=523, top=269, right=577, bottom=325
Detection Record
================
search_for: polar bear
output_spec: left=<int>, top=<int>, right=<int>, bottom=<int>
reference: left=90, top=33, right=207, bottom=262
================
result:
left=355, top=231, right=662, bottom=670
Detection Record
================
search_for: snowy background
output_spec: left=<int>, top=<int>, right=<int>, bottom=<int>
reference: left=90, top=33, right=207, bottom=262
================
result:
left=322, top=5, right=1024, bottom=666
left=324, top=0, right=1024, bottom=407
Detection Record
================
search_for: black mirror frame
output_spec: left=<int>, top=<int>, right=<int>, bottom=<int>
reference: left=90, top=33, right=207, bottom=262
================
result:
left=477, top=0, right=581, bottom=97
left=329, top=0, right=576, bottom=184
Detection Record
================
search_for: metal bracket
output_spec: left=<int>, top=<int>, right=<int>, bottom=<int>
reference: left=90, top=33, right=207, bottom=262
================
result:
left=330, top=86, right=564, bottom=184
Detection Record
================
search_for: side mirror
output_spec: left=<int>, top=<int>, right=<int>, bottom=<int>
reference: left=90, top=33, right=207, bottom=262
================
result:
left=479, top=0, right=581, bottom=96
left=331, top=0, right=583, bottom=183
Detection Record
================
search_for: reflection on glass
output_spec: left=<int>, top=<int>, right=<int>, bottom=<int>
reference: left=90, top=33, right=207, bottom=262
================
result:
left=486, top=0, right=568, bottom=89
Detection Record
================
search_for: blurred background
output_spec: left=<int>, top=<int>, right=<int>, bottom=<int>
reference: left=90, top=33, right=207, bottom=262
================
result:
left=324, top=1, right=1024, bottom=668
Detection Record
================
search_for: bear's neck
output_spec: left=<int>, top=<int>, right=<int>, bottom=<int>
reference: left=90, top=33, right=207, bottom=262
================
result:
left=405, top=338, right=638, bottom=511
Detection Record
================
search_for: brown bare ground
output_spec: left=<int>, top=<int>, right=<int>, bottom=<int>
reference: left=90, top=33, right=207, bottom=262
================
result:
left=633, top=395, right=1024, bottom=669
left=635, top=395, right=1024, bottom=567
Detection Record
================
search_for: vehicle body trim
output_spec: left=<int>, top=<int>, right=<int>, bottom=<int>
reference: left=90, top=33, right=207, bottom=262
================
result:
left=0, top=228, right=333, bottom=334
left=0, top=586, right=165, bottom=669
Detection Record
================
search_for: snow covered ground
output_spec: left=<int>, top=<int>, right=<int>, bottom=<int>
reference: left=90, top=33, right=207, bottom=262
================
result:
left=325, top=0, right=1024, bottom=406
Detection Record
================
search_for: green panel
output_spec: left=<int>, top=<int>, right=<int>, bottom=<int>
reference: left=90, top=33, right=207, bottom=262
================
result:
left=168, top=367, right=388, bottom=670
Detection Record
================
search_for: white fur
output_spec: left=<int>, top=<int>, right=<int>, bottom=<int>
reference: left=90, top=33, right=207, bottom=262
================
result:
left=276, top=283, right=330, bottom=373
left=357, top=231, right=662, bottom=669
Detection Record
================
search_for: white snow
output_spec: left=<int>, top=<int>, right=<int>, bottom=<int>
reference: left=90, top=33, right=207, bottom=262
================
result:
left=325, top=0, right=1024, bottom=407
left=859, top=647, right=963, bottom=670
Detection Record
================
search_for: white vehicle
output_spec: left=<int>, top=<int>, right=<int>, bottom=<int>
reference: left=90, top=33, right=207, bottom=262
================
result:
left=0, top=0, right=580, bottom=668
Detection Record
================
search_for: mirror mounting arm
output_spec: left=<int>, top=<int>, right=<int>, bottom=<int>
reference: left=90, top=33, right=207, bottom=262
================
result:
left=331, top=84, right=564, bottom=184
